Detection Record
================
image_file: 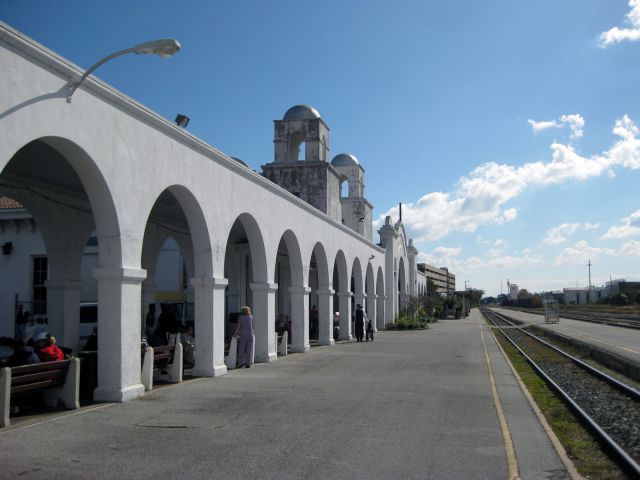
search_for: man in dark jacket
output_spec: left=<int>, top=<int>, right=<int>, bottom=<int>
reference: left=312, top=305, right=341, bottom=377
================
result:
left=355, top=304, right=365, bottom=342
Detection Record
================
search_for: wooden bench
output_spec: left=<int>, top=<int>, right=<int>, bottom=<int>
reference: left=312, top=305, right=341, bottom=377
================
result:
left=141, top=343, right=183, bottom=392
left=1, top=358, right=80, bottom=427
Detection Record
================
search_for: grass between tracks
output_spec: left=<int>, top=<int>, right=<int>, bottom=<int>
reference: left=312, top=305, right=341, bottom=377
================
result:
left=489, top=324, right=627, bottom=480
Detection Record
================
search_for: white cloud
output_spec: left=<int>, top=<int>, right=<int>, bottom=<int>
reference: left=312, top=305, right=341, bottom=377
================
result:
left=619, top=240, right=640, bottom=255
left=543, top=222, right=600, bottom=245
left=599, top=0, right=640, bottom=47
left=375, top=115, right=640, bottom=242
left=560, top=114, right=585, bottom=139
left=528, top=114, right=584, bottom=139
left=528, top=119, right=557, bottom=132
left=554, top=240, right=615, bottom=265
left=418, top=246, right=541, bottom=272
left=603, top=209, right=640, bottom=239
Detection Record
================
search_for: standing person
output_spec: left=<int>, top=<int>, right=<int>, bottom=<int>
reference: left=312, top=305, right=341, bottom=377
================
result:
left=233, top=305, right=254, bottom=368
left=15, top=303, right=27, bottom=340
left=155, top=303, right=179, bottom=345
left=145, top=303, right=156, bottom=339
left=181, top=325, right=196, bottom=366
left=355, top=304, right=365, bottom=342
left=309, top=305, right=319, bottom=338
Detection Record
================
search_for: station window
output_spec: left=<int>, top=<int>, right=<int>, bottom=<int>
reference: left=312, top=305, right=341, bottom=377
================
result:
left=32, top=255, right=48, bottom=315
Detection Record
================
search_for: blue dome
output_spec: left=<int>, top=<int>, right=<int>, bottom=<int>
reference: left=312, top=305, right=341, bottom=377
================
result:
left=283, top=105, right=321, bottom=121
left=331, top=153, right=360, bottom=167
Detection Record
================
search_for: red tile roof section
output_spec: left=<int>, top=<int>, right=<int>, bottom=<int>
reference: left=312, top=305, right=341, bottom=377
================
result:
left=0, top=196, right=24, bottom=209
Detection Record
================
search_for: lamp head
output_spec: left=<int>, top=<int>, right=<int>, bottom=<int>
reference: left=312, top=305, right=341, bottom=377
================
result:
left=132, top=39, right=181, bottom=58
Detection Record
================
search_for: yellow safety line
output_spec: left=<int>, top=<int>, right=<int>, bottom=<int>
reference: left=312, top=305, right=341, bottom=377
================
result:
left=477, top=310, right=521, bottom=480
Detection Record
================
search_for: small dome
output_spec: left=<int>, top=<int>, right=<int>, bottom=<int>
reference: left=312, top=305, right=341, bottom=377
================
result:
left=331, top=153, right=360, bottom=167
left=283, top=105, right=321, bottom=121
left=231, top=157, right=250, bottom=168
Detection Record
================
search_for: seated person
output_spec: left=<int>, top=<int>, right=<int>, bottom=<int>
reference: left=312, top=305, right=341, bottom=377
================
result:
left=38, top=335, right=65, bottom=362
left=7, top=337, right=40, bottom=366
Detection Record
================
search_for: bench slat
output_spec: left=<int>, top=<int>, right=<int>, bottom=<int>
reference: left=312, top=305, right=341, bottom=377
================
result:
left=11, top=360, right=70, bottom=376
left=12, top=370, right=66, bottom=386
left=11, top=378, right=65, bottom=394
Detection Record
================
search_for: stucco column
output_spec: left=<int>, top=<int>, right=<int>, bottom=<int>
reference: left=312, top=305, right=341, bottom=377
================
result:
left=191, top=276, right=228, bottom=377
left=377, top=294, right=387, bottom=330
left=316, top=287, right=334, bottom=346
left=338, top=291, right=353, bottom=340
left=44, top=279, right=83, bottom=351
left=92, top=267, right=146, bottom=403
left=289, top=286, right=311, bottom=353
left=250, top=282, right=278, bottom=363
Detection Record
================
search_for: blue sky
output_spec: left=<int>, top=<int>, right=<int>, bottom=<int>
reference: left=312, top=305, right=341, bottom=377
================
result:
left=2, top=0, right=640, bottom=296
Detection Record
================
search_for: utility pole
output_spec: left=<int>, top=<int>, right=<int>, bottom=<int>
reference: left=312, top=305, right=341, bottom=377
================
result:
left=588, top=259, right=592, bottom=304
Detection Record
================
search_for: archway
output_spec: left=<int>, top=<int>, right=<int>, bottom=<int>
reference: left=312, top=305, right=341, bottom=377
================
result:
left=332, top=250, right=350, bottom=340
left=224, top=213, right=271, bottom=362
left=376, top=267, right=385, bottom=329
left=0, top=137, right=143, bottom=402
left=274, top=230, right=306, bottom=353
left=398, top=257, right=407, bottom=315
left=309, top=242, right=332, bottom=345
left=141, top=185, right=215, bottom=375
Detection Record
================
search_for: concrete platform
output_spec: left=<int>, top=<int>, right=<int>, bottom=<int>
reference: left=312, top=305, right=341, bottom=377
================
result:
left=491, top=307, right=640, bottom=366
left=0, top=311, right=574, bottom=479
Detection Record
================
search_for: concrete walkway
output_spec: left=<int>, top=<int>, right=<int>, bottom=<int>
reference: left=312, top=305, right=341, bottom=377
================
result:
left=0, top=311, right=572, bottom=479
left=492, top=307, right=640, bottom=366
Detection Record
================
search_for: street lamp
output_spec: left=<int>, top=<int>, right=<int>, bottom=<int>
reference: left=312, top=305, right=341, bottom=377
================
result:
left=66, top=38, right=181, bottom=103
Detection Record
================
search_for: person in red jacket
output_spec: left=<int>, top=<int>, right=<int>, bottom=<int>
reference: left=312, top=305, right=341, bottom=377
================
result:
left=38, top=335, right=65, bottom=362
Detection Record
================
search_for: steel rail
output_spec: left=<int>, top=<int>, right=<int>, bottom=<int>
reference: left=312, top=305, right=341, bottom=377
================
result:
left=481, top=307, right=640, bottom=477
left=485, top=308, right=640, bottom=401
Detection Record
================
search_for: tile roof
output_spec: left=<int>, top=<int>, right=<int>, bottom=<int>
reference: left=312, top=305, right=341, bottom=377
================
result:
left=0, top=196, right=24, bottom=209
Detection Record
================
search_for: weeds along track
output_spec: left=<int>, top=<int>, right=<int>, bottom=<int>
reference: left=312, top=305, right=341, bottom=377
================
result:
left=480, top=307, right=640, bottom=477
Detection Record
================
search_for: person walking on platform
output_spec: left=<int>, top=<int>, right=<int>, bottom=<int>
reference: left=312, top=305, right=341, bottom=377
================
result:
left=234, top=306, right=254, bottom=368
left=355, top=304, right=365, bottom=342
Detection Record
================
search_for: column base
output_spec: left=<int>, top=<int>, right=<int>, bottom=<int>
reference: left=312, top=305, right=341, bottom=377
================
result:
left=290, top=344, right=310, bottom=353
left=192, top=364, right=228, bottom=378
left=94, top=383, right=145, bottom=403
left=317, top=339, right=335, bottom=346
left=256, top=352, right=278, bottom=363
left=339, top=334, right=353, bottom=341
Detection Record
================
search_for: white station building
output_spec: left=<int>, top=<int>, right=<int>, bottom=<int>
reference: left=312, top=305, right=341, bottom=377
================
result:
left=0, top=23, right=428, bottom=403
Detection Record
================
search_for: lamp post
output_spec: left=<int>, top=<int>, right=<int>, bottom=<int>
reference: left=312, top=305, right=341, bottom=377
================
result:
left=66, top=38, right=181, bottom=103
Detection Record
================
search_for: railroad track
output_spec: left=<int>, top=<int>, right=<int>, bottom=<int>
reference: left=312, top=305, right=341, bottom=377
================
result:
left=480, top=307, right=640, bottom=477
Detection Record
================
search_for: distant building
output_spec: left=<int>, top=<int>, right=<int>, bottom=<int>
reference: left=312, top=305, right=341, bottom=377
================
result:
left=417, top=263, right=456, bottom=295
left=508, top=284, right=519, bottom=301
left=563, top=287, right=604, bottom=305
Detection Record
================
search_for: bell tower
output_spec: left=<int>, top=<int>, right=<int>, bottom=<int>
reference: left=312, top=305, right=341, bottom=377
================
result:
left=262, top=105, right=342, bottom=221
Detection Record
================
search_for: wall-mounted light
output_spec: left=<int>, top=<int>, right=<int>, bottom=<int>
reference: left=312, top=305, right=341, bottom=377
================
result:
left=358, top=217, right=365, bottom=222
left=175, top=114, right=190, bottom=128
left=369, top=255, right=375, bottom=261
left=2, top=242, right=13, bottom=255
